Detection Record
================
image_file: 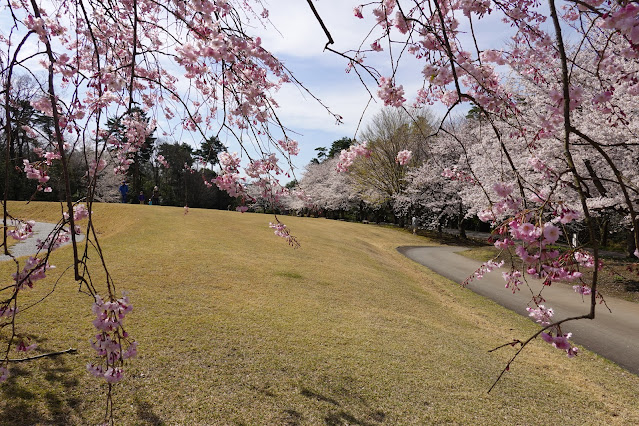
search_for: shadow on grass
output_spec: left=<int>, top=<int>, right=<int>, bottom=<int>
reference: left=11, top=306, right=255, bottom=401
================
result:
left=297, top=386, right=387, bottom=426
left=301, top=388, right=340, bottom=406
left=0, top=337, right=86, bottom=425
left=135, top=397, right=164, bottom=425
left=280, top=409, right=304, bottom=425
left=625, top=279, right=639, bottom=293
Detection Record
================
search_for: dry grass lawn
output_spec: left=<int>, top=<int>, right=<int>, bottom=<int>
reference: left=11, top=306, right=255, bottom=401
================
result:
left=1, top=201, right=638, bottom=425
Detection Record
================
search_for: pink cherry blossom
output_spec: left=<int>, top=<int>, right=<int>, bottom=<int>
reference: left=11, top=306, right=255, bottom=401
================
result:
left=526, top=305, right=554, bottom=325
left=16, top=338, right=37, bottom=352
left=492, top=182, right=513, bottom=198
left=573, top=285, right=592, bottom=295
left=542, top=224, right=560, bottom=244
left=396, top=150, right=412, bottom=165
left=7, top=220, right=35, bottom=241
left=336, top=142, right=371, bottom=172
left=104, top=367, right=124, bottom=384
left=278, top=139, right=300, bottom=156
left=269, top=221, right=288, bottom=238
left=377, top=76, right=405, bottom=107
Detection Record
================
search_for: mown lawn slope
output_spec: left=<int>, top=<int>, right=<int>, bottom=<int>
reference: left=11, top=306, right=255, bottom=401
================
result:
left=1, top=202, right=638, bottom=424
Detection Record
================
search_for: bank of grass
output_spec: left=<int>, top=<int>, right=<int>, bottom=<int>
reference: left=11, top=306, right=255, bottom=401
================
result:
left=1, top=201, right=638, bottom=424
left=459, top=245, right=639, bottom=303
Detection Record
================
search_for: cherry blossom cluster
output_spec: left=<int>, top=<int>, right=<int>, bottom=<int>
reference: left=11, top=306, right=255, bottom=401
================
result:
left=278, top=139, right=300, bottom=156
left=11, top=256, right=54, bottom=290
left=245, top=154, right=282, bottom=179
left=442, top=167, right=475, bottom=184
left=22, top=159, right=51, bottom=192
left=540, top=332, right=579, bottom=358
left=0, top=305, right=17, bottom=319
left=22, top=148, right=61, bottom=192
left=463, top=259, right=504, bottom=286
left=63, top=204, right=90, bottom=223
left=377, top=76, right=406, bottom=107
left=106, top=113, right=157, bottom=175
left=269, top=222, right=288, bottom=238
left=16, top=337, right=37, bottom=353
left=268, top=220, right=299, bottom=248
left=87, top=294, right=136, bottom=384
left=156, top=155, right=170, bottom=169
left=32, top=206, right=89, bottom=255
left=214, top=152, right=247, bottom=198
left=336, top=142, right=371, bottom=172
left=502, top=270, right=523, bottom=293
left=36, top=230, right=71, bottom=251
left=528, top=305, right=578, bottom=356
left=395, top=150, right=412, bottom=166
left=7, top=220, right=35, bottom=241
left=526, top=305, right=554, bottom=326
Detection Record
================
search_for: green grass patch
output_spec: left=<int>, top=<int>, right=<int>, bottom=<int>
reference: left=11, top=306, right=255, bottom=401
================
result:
left=1, top=201, right=639, bottom=424
left=458, top=245, right=501, bottom=262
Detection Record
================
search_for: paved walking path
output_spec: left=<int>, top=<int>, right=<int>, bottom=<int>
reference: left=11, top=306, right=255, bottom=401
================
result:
left=398, top=245, right=639, bottom=375
left=0, top=221, right=85, bottom=262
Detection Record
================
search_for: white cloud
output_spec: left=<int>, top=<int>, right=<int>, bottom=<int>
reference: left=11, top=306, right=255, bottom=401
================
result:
left=257, top=1, right=375, bottom=58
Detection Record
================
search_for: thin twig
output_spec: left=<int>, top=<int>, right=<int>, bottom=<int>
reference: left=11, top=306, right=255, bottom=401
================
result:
left=8, top=348, right=77, bottom=362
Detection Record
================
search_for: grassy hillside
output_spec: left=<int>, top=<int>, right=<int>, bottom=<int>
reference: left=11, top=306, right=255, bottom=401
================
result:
left=1, top=202, right=638, bottom=424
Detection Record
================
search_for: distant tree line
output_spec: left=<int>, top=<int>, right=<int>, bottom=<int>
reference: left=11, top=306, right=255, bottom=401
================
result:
left=1, top=77, right=234, bottom=210
left=281, top=106, right=635, bottom=255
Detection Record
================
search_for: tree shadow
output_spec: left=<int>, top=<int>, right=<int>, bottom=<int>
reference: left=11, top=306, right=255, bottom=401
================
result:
left=300, top=388, right=340, bottom=406
left=135, top=397, right=164, bottom=425
left=280, top=409, right=304, bottom=425
left=0, top=337, right=86, bottom=425
left=624, top=279, right=639, bottom=292
left=296, top=385, right=387, bottom=426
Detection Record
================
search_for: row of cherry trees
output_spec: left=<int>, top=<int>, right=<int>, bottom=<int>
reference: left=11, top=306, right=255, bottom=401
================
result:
left=315, top=0, right=639, bottom=379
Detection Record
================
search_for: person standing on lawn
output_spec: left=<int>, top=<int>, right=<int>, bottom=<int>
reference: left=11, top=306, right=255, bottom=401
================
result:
left=119, top=181, right=129, bottom=203
left=151, top=186, right=160, bottom=206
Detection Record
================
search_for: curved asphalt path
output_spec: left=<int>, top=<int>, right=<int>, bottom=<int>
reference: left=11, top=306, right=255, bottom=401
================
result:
left=398, top=245, right=639, bottom=375
left=0, top=221, right=85, bottom=262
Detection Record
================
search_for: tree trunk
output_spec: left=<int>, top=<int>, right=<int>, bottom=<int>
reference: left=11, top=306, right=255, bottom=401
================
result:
left=458, top=202, right=467, bottom=239
left=628, top=219, right=638, bottom=257
left=600, top=218, right=609, bottom=248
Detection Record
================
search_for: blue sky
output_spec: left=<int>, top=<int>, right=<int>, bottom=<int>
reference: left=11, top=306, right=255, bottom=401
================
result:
left=252, top=0, right=516, bottom=178
left=0, top=0, right=519, bottom=181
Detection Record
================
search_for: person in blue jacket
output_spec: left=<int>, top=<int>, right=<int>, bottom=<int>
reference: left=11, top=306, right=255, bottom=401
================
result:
left=119, top=181, right=129, bottom=203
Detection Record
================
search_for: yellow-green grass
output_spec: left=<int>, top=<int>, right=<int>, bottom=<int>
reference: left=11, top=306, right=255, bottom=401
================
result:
left=1, top=201, right=638, bottom=424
